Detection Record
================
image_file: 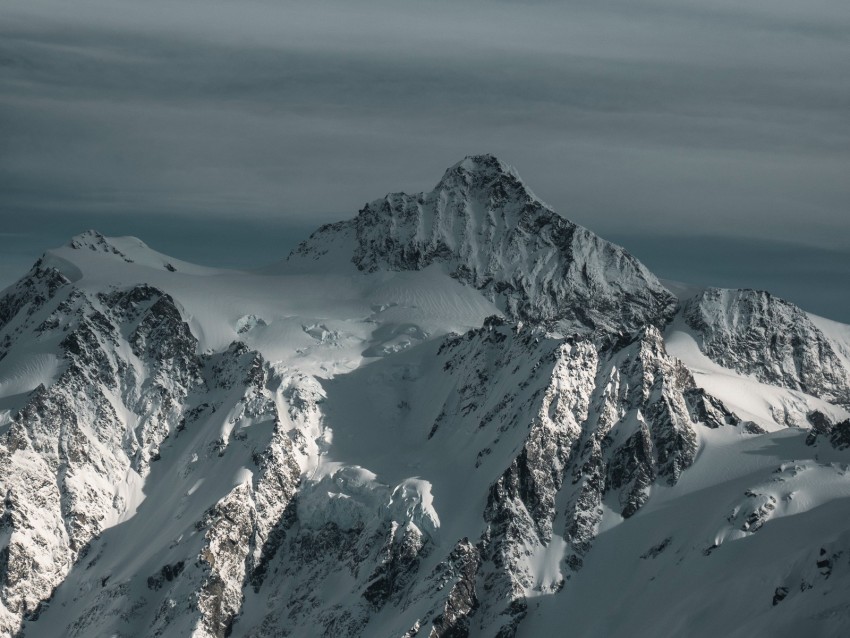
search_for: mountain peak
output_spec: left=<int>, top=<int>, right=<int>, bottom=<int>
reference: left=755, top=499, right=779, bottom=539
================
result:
left=67, top=229, right=142, bottom=255
left=291, top=155, right=677, bottom=338
left=443, top=153, right=519, bottom=180
left=434, top=153, right=532, bottom=204
left=52, top=230, right=209, bottom=276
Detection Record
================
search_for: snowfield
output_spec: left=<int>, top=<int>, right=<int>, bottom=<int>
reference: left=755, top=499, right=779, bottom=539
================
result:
left=1, top=155, right=849, bottom=638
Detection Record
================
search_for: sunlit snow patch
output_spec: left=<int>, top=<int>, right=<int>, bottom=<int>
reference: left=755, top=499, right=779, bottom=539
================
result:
left=236, top=314, right=268, bottom=334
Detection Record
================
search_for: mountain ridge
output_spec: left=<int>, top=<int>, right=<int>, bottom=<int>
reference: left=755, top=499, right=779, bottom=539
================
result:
left=0, top=155, right=849, bottom=637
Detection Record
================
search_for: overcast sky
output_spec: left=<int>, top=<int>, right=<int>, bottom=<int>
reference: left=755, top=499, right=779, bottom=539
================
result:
left=2, top=0, right=848, bottom=318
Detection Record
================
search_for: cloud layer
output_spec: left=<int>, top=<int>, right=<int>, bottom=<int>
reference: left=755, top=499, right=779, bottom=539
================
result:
left=1, top=0, right=848, bottom=315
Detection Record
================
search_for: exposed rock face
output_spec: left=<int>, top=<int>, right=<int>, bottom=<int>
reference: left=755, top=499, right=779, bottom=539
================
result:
left=68, top=230, right=134, bottom=262
left=428, top=539, right=481, bottom=638
left=805, top=410, right=850, bottom=450
left=684, top=288, right=850, bottom=404
left=0, top=269, right=310, bottom=637
left=208, top=319, right=731, bottom=638
left=0, top=271, right=203, bottom=635
left=0, top=260, right=71, bottom=360
left=292, top=154, right=678, bottom=340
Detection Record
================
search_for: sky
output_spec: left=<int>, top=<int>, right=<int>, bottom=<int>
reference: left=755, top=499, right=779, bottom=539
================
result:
left=1, top=0, right=848, bottom=320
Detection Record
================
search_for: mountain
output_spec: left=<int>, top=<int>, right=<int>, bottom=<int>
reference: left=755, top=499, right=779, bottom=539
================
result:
left=291, top=155, right=677, bottom=341
left=1, top=155, right=849, bottom=638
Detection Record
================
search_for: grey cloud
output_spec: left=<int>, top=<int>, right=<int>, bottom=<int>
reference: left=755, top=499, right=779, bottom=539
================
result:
left=0, top=0, right=847, bottom=314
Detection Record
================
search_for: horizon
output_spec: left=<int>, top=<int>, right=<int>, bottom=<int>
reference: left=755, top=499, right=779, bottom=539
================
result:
left=2, top=201, right=848, bottom=324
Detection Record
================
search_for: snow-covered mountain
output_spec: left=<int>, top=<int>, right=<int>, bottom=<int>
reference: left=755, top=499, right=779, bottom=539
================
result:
left=1, top=155, right=849, bottom=638
left=291, top=155, right=676, bottom=341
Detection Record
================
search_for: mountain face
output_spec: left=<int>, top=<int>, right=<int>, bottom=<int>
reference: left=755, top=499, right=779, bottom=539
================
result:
left=1, top=156, right=849, bottom=638
left=292, top=155, right=677, bottom=341
left=683, top=287, right=850, bottom=406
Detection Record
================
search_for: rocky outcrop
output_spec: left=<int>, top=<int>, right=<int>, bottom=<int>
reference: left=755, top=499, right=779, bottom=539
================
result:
left=805, top=410, right=850, bottom=450
left=68, top=230, right=134, bottom=262
left=0, top=262, right=71, bottom=360
left=684, top=288, right=850, bottom=404
left=0, top=275, right=206, bottom=635
left=428, top=539, right=481, bottom=638
left=0, top=272, right=313, bottom=637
